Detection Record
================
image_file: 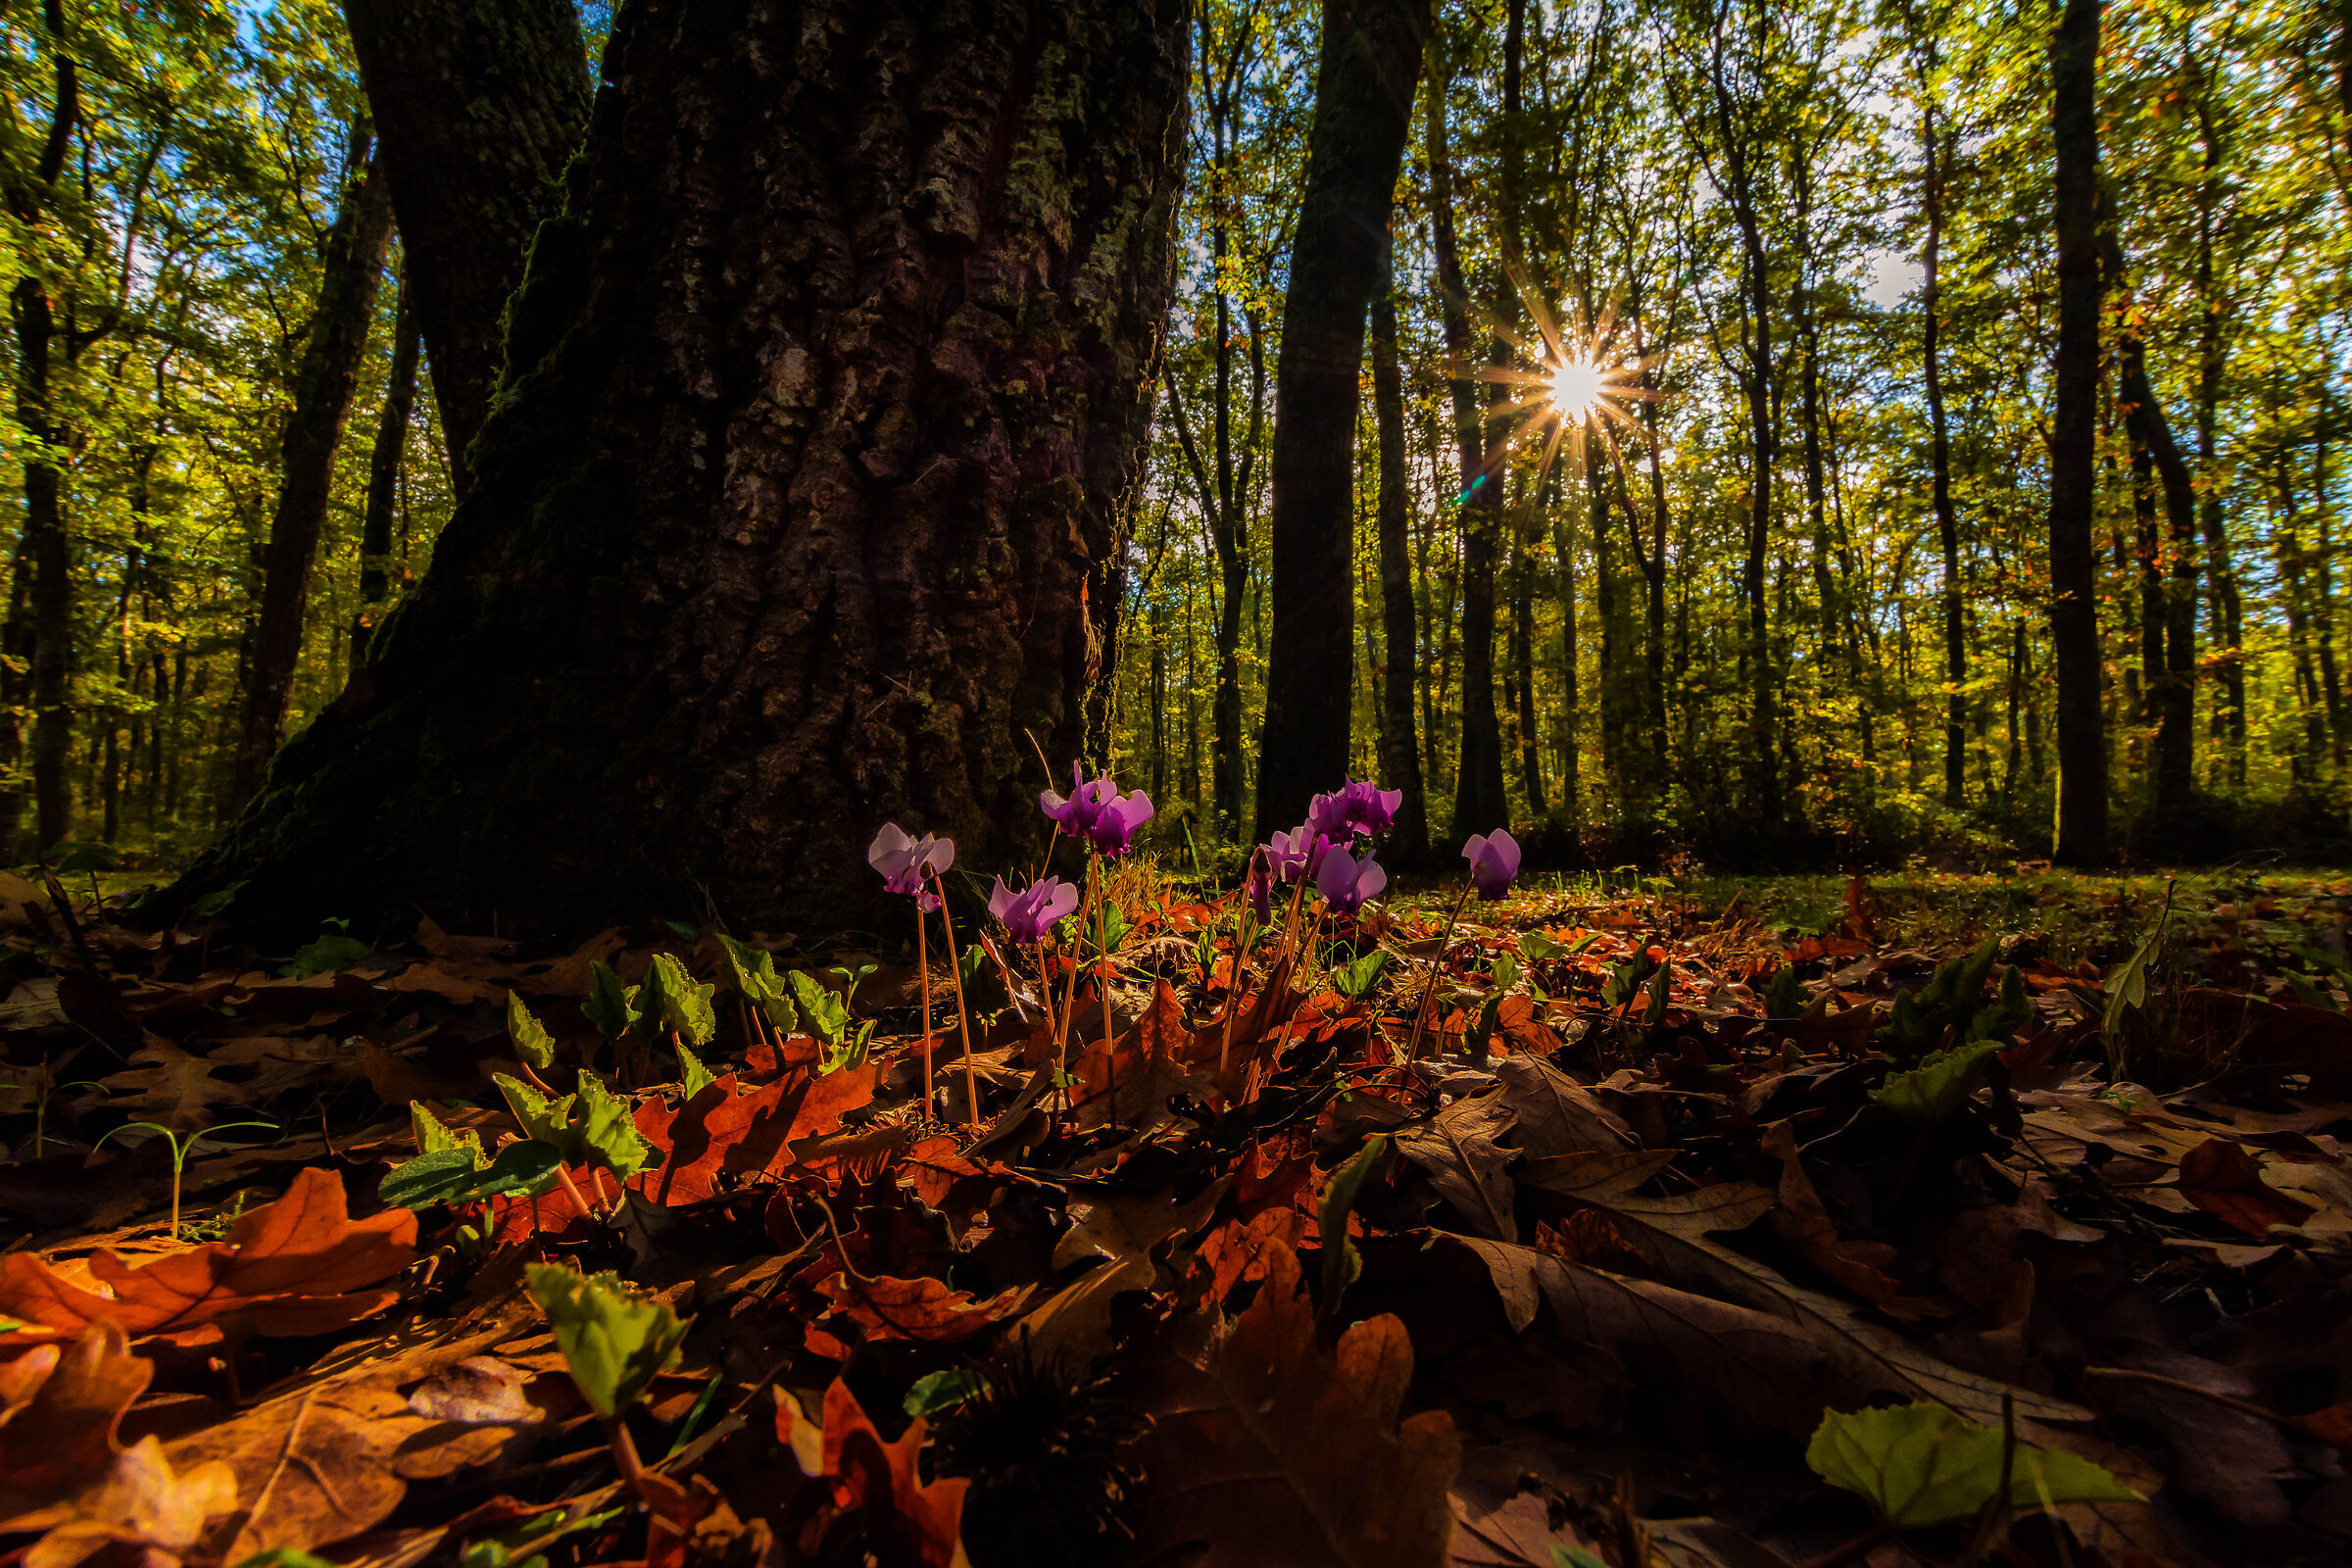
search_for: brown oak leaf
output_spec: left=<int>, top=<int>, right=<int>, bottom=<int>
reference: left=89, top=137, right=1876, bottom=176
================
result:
left=0, top=1166, right=416, bottom=1347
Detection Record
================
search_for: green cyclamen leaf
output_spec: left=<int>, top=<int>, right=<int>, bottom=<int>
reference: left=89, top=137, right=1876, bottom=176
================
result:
left=903, top=1367, right=989, bottom=1418
left=676, top=1041, right=716, bottom=1099
left=380, top=1148, right=482, bottom=1209
left=508, top=991, right=558, bottom=1069
left=1807, top=1402, right=2138, bottom=1528
left=638, top=951, right=718, bottom=1047
left=411, top=1101, right=485, bottom=1165
left=1870, top=1041, right=2003, bottom=1125
left=523, top=1263, right=690, bottom=1420
left=788, top=970, right=852, bottom=1047
left=574, top=1068, right=661, bottom=1181
left=582, top=960, right=640, bottom=1043
left=495, top=1072, right=579, bottom=1152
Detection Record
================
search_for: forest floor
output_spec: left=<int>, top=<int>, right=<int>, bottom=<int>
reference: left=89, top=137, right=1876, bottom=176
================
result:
left=0, top=862, right=2345, bottom=1568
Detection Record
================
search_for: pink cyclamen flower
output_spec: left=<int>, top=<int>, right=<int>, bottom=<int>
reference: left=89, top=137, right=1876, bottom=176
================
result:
left=1462, top=829, right=1521, bottom=902
left=1245, top=846, right=1274, bottom=924
left=1306, top=777, right=1404, bottom=841
left=988, top=875, right=1080, bottom=946
left=868, top=823, right=955, bottom=911
left=1265, top=825, right=1336, bottom=885
left=1315, top=844, right=1387, bottom=916
left=1039, top=764, right=1116, bottom=839
left=1086, top=785, right=1153, bottom=856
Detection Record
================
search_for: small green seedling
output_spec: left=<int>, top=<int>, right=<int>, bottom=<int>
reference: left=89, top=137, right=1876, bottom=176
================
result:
left=281, top=917, right=369, bottom=979
left=1316, top=1134, right=1392, bottom=1334
left=1329, top=945, right=1389, bottom=1002
left=525, top=1263, right=692, bottom=1494
left=507, top=992, right=559, bottom=1071
left=92, top=1119, right=277, bottom=1240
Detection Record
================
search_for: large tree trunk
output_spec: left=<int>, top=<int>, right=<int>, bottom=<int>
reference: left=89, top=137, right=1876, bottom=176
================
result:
left=2047, top=0, right=2106, bottom=864
left=172, top=0, right=1188, bottom=940
left=1255, top=0, right=1430, bottom=840
left=230, top=139, right=397, bottom=810
left=355, top=279, right=419, bottom=663
left=341, top=0, right=591, bottom=497
left=1369, top=237, right=1430, bottom=863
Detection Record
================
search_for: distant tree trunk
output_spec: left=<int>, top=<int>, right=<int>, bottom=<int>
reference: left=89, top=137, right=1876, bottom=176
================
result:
left=1923, top=102, right=1965, bottom=812
left=1437, top=16, right=1511, bottom=842
left=171, top=0, right=1189, bottom=940
left=2317, top=399, right=2347, bottom=766
left=2047, top=0, right=2106, bottom=863
left=341, top=0, right=591, bottom=497
left=1370, top=237, right=1430, bottom=862
left=1511, top=495, right=1544, bottom=812
left=230, top=139, right=398, bottom=810
left=2114, top=333, right=2197, bottom=807
left=6, top=0, right=76, bottom=857
left=1256, top=0, right=1431, bottom=839
left=354, top=279, right=419, bottom=664
left=2189, top=82, right=2245, bottom=786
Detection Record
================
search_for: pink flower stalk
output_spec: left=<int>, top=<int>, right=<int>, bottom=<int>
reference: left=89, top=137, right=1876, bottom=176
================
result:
left=1315, top=844, right=1387, bottom=916
left=1462, top=829, right=1522, bottom=902
left=868, top=823, right=955, bottom=911
left=1306, top=777, right=1404, bottom=841
left=988, top=875, right=1080, bottom=946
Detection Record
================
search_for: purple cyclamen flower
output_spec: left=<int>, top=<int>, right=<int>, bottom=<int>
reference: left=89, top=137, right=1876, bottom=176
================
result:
left=1315, top=844, right=1387, bottom=916
left=868, top=823, right=955, bottom=911
left=1245, top=846, right=1273, bottom=924
left=1306, top=778, right=1404, bottom=841
left=1265, top=825, right=1337, bottom=885
left=1462, top=829, right=1522, bottom=902
left=988, top=875, right=1080, bottom=945
left=1039, top=764, right=1114, bottom=838
left=1086, top=785, right=1153, bottom=856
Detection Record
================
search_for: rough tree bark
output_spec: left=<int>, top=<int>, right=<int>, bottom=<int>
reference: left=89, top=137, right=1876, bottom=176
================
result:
left=230, top=138, right=397, bottom=810
left=1255, top=0, right=1431, bottom=840
left=340, top=0, right=591, bottom=497
left=169, top=0, right=1189, bottom=940
left=2048, top=0, right=2106, bottom=863
left=354, top=279, right=419, bottom=664
left=1370, top=234, right=1431, bottom=863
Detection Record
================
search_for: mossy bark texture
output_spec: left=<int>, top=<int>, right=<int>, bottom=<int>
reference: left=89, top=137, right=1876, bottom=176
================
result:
left=172, top=0, right=1190, bottom=941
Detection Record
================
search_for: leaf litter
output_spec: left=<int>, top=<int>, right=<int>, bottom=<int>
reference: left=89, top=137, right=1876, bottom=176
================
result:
left=0, top=862, right=2343, bottom=1566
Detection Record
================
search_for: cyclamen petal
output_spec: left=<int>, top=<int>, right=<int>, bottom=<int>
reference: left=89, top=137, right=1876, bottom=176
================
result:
left=1462, top=829, right=1522, bottom=902
left=1315, top=844, right=1387, bottom=915
left=989, top=875, right=1077, bottom=945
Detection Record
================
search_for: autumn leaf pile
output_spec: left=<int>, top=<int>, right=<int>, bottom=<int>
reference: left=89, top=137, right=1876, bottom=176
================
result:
left=0, top=863, right=2348, bottom=1568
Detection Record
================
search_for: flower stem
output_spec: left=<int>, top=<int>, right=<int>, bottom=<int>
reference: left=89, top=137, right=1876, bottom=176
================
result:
left=928, top=870, right=982, bottom=1125
left=1404, top=885, right=1477, bottom=1062
left=915, top=908, right=935, bottom=1113
left=1099, top=864, right=1118, bottom=1135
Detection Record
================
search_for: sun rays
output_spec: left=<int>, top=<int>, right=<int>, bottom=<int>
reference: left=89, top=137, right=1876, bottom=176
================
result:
left=1448, top=268, right=1658, bottom=498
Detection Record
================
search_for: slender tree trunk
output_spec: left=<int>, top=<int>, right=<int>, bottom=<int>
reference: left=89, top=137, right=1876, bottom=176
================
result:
left=2114, top=334, right=2197, bottom=807
left=1257, top=0, right=1431, bottom=839
left=355, top=278, right=419, bottom=664
left=1512, top=497, right=1543, bottom=811
left=171, top=0, right=1190, bottom=939
left=341, top=0, right=591, bottom=497
left=1370, top=237, right=1430, bottom=861
left=2190, top=93, right=2244, bottom=787
left=2317, top=402, right=2346, bottom=766
left=1923, top=104, right=1965, bottom=811
left=2048, top=0, right=2107, bottom=863
left=231, top=140, right=398, bottom=809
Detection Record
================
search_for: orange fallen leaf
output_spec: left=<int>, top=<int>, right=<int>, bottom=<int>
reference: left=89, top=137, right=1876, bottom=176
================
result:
left=775, top=1377, right=967, bottom=1568
left=0, top=1323, right=153, bottom=1522
left=0, top=1166, right=417, bottom=1347
left=14, top=1438, right=237, bottom=1568
left=2175, top=1138, right=2317, bottom=1239
left=817, top=1270, right=1032, bottom=1345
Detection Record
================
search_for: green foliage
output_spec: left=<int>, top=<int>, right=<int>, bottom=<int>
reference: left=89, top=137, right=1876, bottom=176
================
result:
left=788, top=969, right=855, bottom=1047
left=1879, top=940, right=2025, bottom=1062
left=1806, top=1402, right=2138, bottom=1527
left=1763, top=964, right=1805, bottom=1021
left=676, top=1041, right=716, bottom=1099
left=904, top=1367, right=989, bottom=1418
left=281, top=920, right=369, bottom=978
left=507, top=992, right=558, bottom=1070
left=635, top=952, right=716, bottom=1047
left=522, top=1264, right=691, bottom=1420
left=2102, top=882, right=2175, bottom=1064
left=716, top=933, right=797, bottom=1031
left=1603, top=947, right=1658, bottom=1009
left=582, top=960, right=640, bottom=1043
left=1317, top=1133, right=1391, bottom=1314
left=491, top=1070, right=661, bottom=1183
left=382, top=1140, right=562, bottom=1209
left=1871, top=1042, right=2005, bottom=1125
left=1329, top=945, right=1389, bottom=1001
left=411, top=1102, right=484, bottom=1163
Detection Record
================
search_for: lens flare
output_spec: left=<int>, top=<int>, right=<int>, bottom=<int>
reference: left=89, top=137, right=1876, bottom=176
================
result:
left=1549, top=360, right=1605, bottom=420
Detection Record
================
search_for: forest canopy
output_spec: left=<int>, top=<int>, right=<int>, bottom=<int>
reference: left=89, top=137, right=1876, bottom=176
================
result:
left=2, top=0, right=2347, bottom=926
